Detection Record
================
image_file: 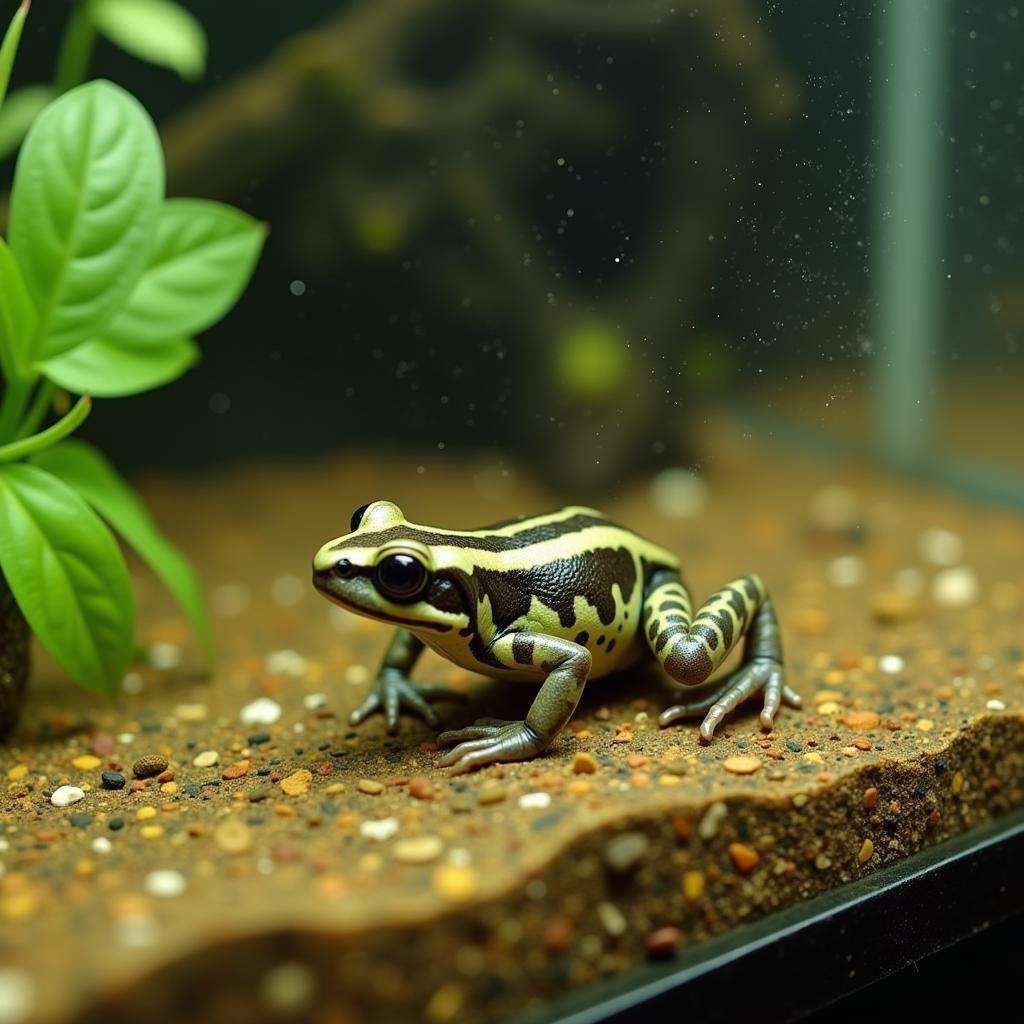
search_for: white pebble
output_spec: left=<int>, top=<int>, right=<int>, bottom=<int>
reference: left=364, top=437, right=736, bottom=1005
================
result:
left=697, top=801, right=728, bottom=840
left=932, top=567, right=979, bottom=608
left=0, top=840, right=8, bottom=853
left=827, top=555, right=864, bottom=587
left=649, top=468, right=709, bottom=518
left=344, top=664, right=370, bottom=686
left=117, top=732, right=135, bottom=745
left=265, top=649, right=307, bottom=676
left=360, top=817, right=399, bottom=842
left=446, top=847, right=473, bottom=866
left=148, top=643, right=182, bottom=670
left=240, top=697, right=282, bottom=725
left=192, top=750, right=220, bottom=768
left=270, top=575, right=305, bottom=608
left=211, top=582, right=251, bottom=617
left=91, top=837, right=113, bottom=855
left=597, top=901, right=627, bottom=937
left=144, top=869, right=187, bottom=898
left=919, top=528, right=964, bottom=566
left=879, top=655, right=905, bottom=675
left=517, top=792, right=551, bottom=810
left=303, top=693, right=328, bottom=711
left=986, top=699, right=1006, bottom=711
left=50, top=786, right=85, bottom=807
left=0, top=968, right=35, bottom=1024
left=121, top=672, right=144, bottom=695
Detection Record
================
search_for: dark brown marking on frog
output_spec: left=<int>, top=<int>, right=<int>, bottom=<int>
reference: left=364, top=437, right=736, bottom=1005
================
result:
left=659, top=600, right=688, bottom=613
left=606, top=638, right=616, bottom=653
left=512, top=633, right=535, bottom=666
left=471, top=547, right=637, bottom=631
left=597, top=636, right=605, bottom=646
left=693, top=622, right=720, bottom=651
left=575, top=631, right=589, bottom=645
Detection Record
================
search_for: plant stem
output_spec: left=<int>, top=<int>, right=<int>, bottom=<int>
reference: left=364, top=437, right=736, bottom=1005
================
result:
left=0, top=375, right=31, bottom=442
left=54, top=1, right=95, bottom=94
left=14, top=380, right=54, bottom=439
left=0, top=1, right=31, bottom=108
left=0, top=394, right=90, bottom=462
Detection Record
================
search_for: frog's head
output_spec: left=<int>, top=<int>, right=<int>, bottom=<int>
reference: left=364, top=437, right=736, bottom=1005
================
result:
left=312, top=500, right=468, bottom=632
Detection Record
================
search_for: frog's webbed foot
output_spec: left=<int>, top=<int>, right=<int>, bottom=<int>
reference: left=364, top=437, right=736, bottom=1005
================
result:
left=436, top=718, right=547, bottom=775
left=350, top=670, right=467, bottom=734
left=659, top=658, right=802, bottom=742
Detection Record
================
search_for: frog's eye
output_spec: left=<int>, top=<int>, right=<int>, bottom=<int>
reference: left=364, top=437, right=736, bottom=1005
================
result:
left=375, top=553, right=429, bottom=603
left=350, top=503, right=371, bottom=533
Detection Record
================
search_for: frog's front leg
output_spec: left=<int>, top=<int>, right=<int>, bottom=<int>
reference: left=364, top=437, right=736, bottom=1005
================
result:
left=644, top=571, right=802, bottom=740
left=436, top=634, right=591, bottom=775
left=350, top=629, right=467, bottom=734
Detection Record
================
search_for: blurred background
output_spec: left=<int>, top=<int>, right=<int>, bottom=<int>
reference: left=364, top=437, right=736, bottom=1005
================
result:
left=1, top=0, right=1021, bottom=499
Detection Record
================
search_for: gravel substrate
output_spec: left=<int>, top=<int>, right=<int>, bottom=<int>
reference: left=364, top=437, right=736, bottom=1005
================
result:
left=1, top=422, right=1022, bottom=1024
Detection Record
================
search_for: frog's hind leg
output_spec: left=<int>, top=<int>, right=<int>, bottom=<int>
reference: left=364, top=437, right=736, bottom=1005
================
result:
left=643, top=570, right=801, bottom=740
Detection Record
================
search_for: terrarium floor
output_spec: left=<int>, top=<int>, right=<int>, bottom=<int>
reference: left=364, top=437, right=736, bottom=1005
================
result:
left=1, top=418, right=1022, bottom=1024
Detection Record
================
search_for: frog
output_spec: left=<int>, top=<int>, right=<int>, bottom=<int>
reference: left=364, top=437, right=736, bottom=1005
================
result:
left=312, top=500, right=801, bottom=775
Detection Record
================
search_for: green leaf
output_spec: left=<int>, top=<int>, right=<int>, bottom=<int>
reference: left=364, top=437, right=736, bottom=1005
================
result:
left=89, top=0, right=206, bottom=80
left=40, top=335, right=198, bottom=397
left=31, top=439, right=214, bottom=668
left=0, top=85, right=56, bottom=160
left=8, top=80, right=164, bottom=360
left=0, top=462, right=133, bottom=693
left=0, top=236, right=36, bottom=382
left=104, top=199, right=265, bottom=347
left=0, top=1, right=29, bottom=109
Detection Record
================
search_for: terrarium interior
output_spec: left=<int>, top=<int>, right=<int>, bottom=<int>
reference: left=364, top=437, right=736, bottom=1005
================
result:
left=0, top=3, right=1021, bottom=1024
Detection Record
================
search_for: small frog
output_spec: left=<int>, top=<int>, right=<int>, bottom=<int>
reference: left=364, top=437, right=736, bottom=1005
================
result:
left=313, top=501, right=801, bottom=774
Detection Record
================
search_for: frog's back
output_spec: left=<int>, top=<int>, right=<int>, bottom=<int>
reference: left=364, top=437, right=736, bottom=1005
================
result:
left=419, top=506, right=679, bottom=679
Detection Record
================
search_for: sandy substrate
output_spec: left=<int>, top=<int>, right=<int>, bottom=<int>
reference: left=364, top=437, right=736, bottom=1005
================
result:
left=1, top=420, right=1022, bottom=1023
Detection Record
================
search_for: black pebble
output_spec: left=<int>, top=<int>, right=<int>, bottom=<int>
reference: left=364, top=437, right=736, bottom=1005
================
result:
left=248, top=731, right=271, bottom=745
left=101, top=770, right=126, bottom=790
left=786, top=739, right=802, bottom=753
left=109, top=817, right=125, bottom=831
left=69, top=813, right=93, bottom=828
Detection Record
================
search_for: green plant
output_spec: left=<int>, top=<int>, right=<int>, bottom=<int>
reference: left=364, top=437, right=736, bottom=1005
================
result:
left=0, top=0, right=206, bottom=160
left=0, top=2, right=265, bottom=694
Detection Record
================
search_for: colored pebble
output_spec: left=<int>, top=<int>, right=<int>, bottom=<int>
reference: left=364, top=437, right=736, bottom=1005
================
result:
left=144, top=869, right=187, bottom=898
left=477, top=785, right=507, bottom=805
left=50, top=786, right=85, bottom=807
left=571, top=752, right=598, bottom=774
left=6, top=764, right=27, bottom=782
left=137, top=806, right=157, bottom=820
left=393, top=835, right=444, bottom=864
left=240, top=698, right=282, bottom=725
left=863, top=787, right=879, bottom=809
left=432, top=864, right=479, bottom=903
left=71, top=755, right=101, bottom=771
left=174, top=703, right=208, bottom=722
left=222, top=760, right=250, bottom=780
left=727, top=842, right=759, bottom=874
left=132, top=755, right=168, bottom=779
left=214, top=820, right=253, bottom=854
left=722, top=755, right=761, bottom=775
left=646, top=925, right=683, bottom=959
left=858, top=839, right=874, bottom=863
left=603, top=832, right=649, bottom=873
left=843, top=710, right=880, bottom=730
left=408, top=777, right=436, bottom=800
left=192, top=750, right=220, bottom=768
left=280, top=770, right=312, bottom=796
left=871, top=590, right=918, bottom=624
left=101, top=771, right=126, bottom=790
left=357, top=779, right=385, bottom=795
left=682, top=870, right=705, bottom=901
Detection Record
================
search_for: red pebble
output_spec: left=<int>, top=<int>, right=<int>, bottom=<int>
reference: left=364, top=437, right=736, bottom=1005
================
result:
left=646, top=926, right=683, bottom=959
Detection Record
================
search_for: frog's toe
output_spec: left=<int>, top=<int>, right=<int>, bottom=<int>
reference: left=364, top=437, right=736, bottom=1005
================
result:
left=782, top=684, right=803, bottom=708
left=436, top=719, right=515, bottom=747
left=437, top=721, right=545, bottom=774
left=349, top=691, right=382, bottom=726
